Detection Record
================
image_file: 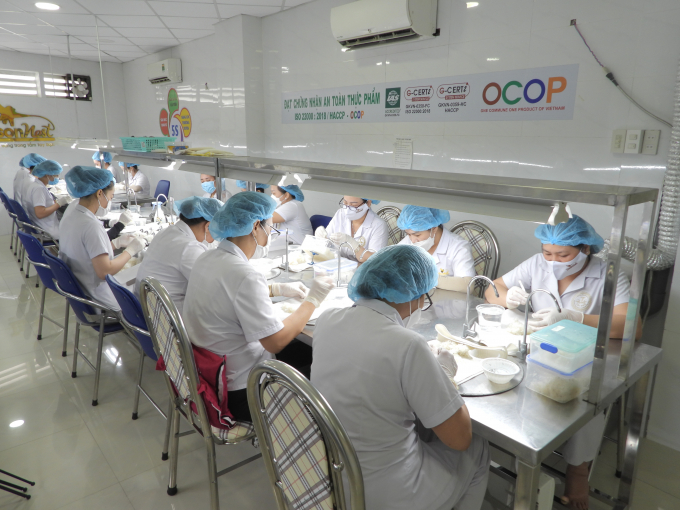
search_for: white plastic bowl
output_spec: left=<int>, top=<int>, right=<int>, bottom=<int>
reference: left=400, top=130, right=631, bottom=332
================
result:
left=481, top=358, right=520, bottom=384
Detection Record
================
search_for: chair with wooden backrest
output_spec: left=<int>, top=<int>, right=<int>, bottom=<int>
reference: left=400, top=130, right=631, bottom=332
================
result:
left=247, top=359, right=365, bottom=510
left=138, top=276, right=260, bottom=509
left=376, top=206, right=404, bottom=246
left=450, top=220, right=501, bottom=298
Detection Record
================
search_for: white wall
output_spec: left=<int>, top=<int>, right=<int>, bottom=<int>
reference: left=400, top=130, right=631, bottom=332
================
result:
left=0, top=49, right=128, bottom=235
left=121, top=0, right=680, bottom=449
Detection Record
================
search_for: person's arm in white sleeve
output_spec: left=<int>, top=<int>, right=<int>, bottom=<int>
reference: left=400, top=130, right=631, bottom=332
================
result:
left=486, top=256, right=533, bottom=307
left=582, top=270, right=640, bottom=339
left=353, top=217, right=389, bottom=263
left=32, top=187, right=60, bottom=219
left=272, top=201, right=296, bottom=225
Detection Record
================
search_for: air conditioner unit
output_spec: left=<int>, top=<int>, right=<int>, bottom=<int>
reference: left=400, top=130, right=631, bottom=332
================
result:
left=147, top=58, right=182, bottom=85
left=331, top=0, right=438, bottom=50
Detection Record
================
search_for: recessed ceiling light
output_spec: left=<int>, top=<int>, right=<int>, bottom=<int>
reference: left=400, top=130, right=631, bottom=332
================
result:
left=467, top=2, right=479, bottom=7
left=487, top=57, right=499, bottom=61
left=9, top=420, right=24, bottom=428
left=35, top=2, right=60, bottom=10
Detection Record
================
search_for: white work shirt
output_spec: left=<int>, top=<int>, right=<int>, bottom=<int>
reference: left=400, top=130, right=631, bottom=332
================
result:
left=311, top=299, right=472, bottom=510
left=399, top=227, right=476, bottom=277
left=134, top=220, right=207, bottom=312
left=274, top=199, right=312, bottom=244
left=502, top=254, right=630, bottom=313
left=13, top=167, right=31, bottom=202
left=24, top=180, right=60, bottom=240
left=183, top=240, right=281, bottom=390
left=59, top=205, right=119, bottom=311
left=18, top=173, right=37, bottom=211
left=326, top=208, right=389, bottom=261
left=128, top=170, right=150, bottom=197
left=203, top=190, right=231, bottom=202
left=106, top=164, right=125, bottom=184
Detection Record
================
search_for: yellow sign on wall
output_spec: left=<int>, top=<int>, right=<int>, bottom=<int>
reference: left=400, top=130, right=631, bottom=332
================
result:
left=0, top=104, right=55, bottom=142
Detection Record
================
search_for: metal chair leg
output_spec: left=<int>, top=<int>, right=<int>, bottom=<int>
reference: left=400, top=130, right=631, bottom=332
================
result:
left=25, top=259, right=30, bottom=279
left=167, top=407, right=180, bottom=495
left=13, top=229, right=18, bottom=257
left=616, top=393, right=627, bottom=478
left=37, top=285, right=47, bottom=340
left=91, top=316, right=106, bottom=406
left=71, top=323, right=80, bottom=377
left=205, top=436, right=220, bottom=510
left=9, top=221, right=15, bottom=250
left=61, top=302, right=70, bottom=357
left=18, top=243, right=23, bottom=267
left=162, top=399, right=172, bottom=461
left=132, top=352, right=145, bottom=420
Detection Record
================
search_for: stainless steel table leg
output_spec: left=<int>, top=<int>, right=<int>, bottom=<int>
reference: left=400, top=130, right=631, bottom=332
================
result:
left=515, top=460, right=540, bottom=510
left=614, top=370, right=653, bottom=510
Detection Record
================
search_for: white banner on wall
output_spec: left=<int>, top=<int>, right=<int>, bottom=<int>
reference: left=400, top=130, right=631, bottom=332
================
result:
left=282, top=64, right=579, bottom=124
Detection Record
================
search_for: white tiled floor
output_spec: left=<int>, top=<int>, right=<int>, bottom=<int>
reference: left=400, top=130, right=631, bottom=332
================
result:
left=0, top=232, right=677, bottom=510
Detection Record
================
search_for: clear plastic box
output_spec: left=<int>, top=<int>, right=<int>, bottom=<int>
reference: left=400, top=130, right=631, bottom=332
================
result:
left=525, top=355, right=593, bottom=403
left=313, top=258, right=358, bottom=285
left=528, top=320, right=597, bottom=373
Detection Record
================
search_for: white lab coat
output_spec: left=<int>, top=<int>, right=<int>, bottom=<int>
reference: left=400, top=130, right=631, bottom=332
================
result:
left=502, top=253, right=631, bottom=465
left=105, top=163, right=125, bottom=184
left=59, top=205, right=119, bottom=311
left=202, top=190, right=232, bottom=202
left=399, top=227, right=476, bottom=277
left=127, top=170, right=151, bottom=197
left=134, top=220, right=207, bottom=313
left=24, top=180, right=60, bottom=240
left=183, top=240, right=281, bottom=390
left=326, top=208, right=389, bottom=261
left=311, top=299, right=489, bottom=510
left=273, top=199, right=313, bottom=245
left=18, top=173, right=37, bottom=211
left=13, top=167, right=31, bottom=202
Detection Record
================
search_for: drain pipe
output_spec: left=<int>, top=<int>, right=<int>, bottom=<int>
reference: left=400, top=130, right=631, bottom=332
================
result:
left=597, top=59, right=680, bottom=271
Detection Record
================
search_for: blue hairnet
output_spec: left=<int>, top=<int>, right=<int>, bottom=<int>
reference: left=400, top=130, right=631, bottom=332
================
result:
left=174, top=196, right=222, bottom=221
left=32, top=160, right=63, bottom=178
left=347, top=245, right=438, bottom=304
left=65, top=165, right=115, bottom=198
left=397, top=205, right=450, bottom=232
left=209, top=191, right=277, bottom=240
left=279, top=185, right=304, bottom=202
left=92, top=151, right=112, bottom=164
left=361, top=198, right=381, bottom=204
left=126, top=162, right=138, bottom=168
left=236, top=180, right=270, bottom=190
left=534, top=215, right=604, bottom=254
left=21, top=153, right=46, bottom=168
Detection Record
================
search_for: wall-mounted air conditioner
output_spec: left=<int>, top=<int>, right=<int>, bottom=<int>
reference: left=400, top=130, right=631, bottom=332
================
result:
left=331, top=0, right=438, bottom=50
left=147, top=58, right=182, bottom=85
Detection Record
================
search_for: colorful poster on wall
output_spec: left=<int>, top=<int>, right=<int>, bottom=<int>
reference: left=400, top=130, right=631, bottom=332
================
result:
left=0, top=104, right=56, bottom=148
left=281, top=64, right=578, bottom=124
left=159, top=88, right=191, bottom=141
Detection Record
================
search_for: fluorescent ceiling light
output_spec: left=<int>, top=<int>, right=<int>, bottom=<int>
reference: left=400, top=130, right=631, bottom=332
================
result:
left=487, top=57, right=499, bottom=61
left=467, top=2, right=479, bottom=7
left=35, top=2, right=60, bottom=10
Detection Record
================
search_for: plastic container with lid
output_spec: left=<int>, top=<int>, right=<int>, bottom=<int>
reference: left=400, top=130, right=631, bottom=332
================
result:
left=525, top=355, right=593, bottom=403
left=313, top=258, right=358, bottom=285
left=528, top=320, right=597, bottom=373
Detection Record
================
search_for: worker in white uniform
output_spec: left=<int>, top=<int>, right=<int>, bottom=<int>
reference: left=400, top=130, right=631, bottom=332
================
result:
left=59, top=166, right=145, bottom=311
left=398, top=205, right=476, bottom=291
left=13, top=153, right=45, bottom=203
left=134, top=196, right=222, bottom=312
left=92, top=151, right=124, bottom=183
left=200, top=174, right=232, bottom=202
left=270, top=184, right=313, bottom=245
left=124, top=163, right=151, bottom=197
left=23, top=160, right=70, bottom=240
left=317, top=196, right=389, bottom=263
left=236, top=180, right=270, bottom=193
left=312, top=245, right=489, bottom=510
left=183, top=192, right=334, bottom=422
left=485, top=215, right=638, bottom=510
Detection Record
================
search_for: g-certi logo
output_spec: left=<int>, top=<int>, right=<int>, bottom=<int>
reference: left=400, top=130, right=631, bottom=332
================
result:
left=482, top=76, right=567, bottom=106
left=385, top=87, right=401, bottom=108
left=405, top=85, right=433, bottom=102
left=437, top=83, right=469, bottom=100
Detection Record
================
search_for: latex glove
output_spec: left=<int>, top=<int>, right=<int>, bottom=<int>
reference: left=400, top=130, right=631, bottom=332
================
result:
left=271, top=282, right=309, bottom=300
left=437, top=350, right=458, bottom=380
left=329, top=232, right=360, bottom=252
left=124, top=238, right=146, bottom=257
left=118, top=210, right=135, bottom=226
left=528, top=307, right=584, bottom=329
left=506, top=286, right=529, bottom=309
left=111, top=233, right=137, bottom=249
left=315, top=226, right=328, bottom=239
left=56, top=195, right=72, bottom=206
left=304, top=276, right=335, bottom=308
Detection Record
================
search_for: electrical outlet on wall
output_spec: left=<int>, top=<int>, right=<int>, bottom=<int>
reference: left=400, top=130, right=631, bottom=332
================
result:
left=611, top=129, right=626, bottom=153
left=624, top=129, right=643, bottom=154
left=642, top=130, right=660, bottom=155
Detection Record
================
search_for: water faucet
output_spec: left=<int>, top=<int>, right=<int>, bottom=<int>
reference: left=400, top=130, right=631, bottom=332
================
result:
left=282, top=228, right=290, bottom=273
left=155, top=194, right=169, bottom=223
left=127, top=188, right=137, bottom=207
left=462, top=275, right=498, bottom=339
left=519, top=289, right=561, bottom=361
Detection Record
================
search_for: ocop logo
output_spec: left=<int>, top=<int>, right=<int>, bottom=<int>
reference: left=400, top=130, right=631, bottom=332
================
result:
left=405, top=85, right=433, bottom=102
left=349, top=110, right=364, bottom=119
left=385, top=87, right=401, bottom=108
left=437, top=83, right=469, bottom=100
left=482, top=76, right=567, bottom=105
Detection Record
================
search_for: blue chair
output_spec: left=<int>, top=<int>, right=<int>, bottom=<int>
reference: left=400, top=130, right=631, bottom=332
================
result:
left=0, top=191, right=19, bottom=254
left=9, top=199, right=57, bottom=277
left=43, top=251, right=123, bottom=406
left=310, top=214, right=332, bottom=232
left=17, top=232, right=70, bottom=350
left=153, top=180, right=170, bottom=203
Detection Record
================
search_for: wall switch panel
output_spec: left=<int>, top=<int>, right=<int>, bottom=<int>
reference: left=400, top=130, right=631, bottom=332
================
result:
left=624, top=129, right=643, bottom=154
left=611, top=129, right=626, bottom=153
left=642, top=130, right=660, bottom=155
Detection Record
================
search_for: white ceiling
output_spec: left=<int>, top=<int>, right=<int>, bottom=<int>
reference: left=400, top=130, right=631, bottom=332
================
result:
left=0, top=0, right=314, bottom=63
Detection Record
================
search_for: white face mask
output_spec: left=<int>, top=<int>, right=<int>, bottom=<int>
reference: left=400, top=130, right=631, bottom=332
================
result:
left=251, top=223, right=272, bottom=259
left=272, top=196, right=283, bottom=208
left=413, top=228, right=436, bottom=251
left=95, top=193, right=111, bottom=218
left=404, top=298, right=423, bottom=330
left=344, top=203, right=368, bottom=221
left=546, top=250, right=588, bottom=280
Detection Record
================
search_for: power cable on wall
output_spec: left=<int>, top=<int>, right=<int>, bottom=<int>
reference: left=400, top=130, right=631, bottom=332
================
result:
left=572, top=20, right=673, bottom=128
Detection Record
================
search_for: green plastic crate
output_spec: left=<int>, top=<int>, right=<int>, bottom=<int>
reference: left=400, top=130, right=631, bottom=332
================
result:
left=120, top=136, right=176, bottom=152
